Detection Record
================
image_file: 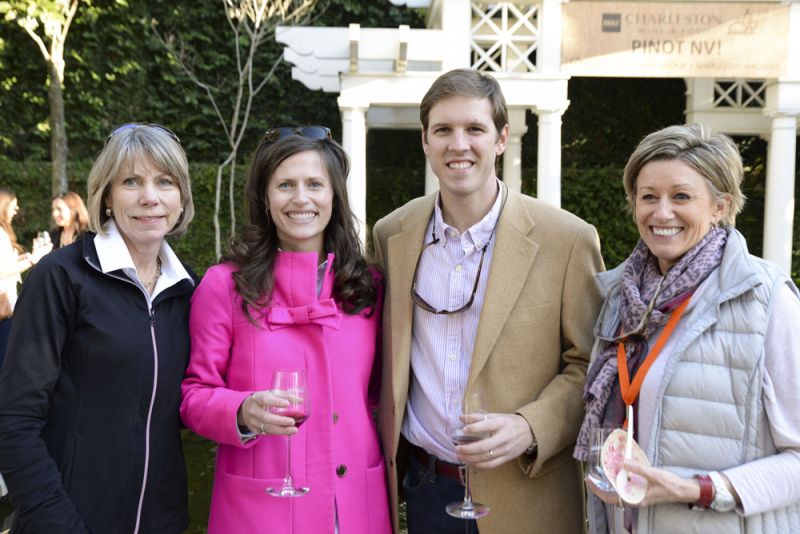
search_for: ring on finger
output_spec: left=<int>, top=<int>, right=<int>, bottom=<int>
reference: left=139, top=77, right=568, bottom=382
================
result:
left=261, top=423, right=265, bottom=434
left=489, top=449, right=494, bottom=459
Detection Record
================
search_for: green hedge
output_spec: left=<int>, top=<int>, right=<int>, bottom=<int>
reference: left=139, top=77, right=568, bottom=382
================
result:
left=2, top=159, right=798, bottom=284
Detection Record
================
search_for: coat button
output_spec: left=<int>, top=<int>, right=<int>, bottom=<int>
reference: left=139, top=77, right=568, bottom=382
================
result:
left=336, top=464, right=347, bottom=478
left=333, top=412, right=339, bottom=423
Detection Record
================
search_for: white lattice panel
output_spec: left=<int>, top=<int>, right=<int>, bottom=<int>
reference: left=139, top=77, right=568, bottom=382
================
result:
left=470, top=2, right=539, bottom=73
left=713, top=80, right=766, bottom=108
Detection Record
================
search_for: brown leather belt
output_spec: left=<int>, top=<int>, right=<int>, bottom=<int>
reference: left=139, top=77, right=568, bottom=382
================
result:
left=409, top=443, right=463, bottom=482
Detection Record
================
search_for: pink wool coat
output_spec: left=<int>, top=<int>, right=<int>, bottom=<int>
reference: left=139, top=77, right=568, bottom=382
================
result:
left=181, top=252, right=391, bottom=533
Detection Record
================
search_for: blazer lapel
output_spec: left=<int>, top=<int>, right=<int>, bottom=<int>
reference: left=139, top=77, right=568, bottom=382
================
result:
left=468, top=192, right=539, bottom=388
left=387, top=195, right=436, bottom=434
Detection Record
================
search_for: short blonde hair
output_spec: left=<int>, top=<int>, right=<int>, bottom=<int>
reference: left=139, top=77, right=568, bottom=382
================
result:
left=86, top=125, right=194, bottom=236
left=622, top=123, right=745, bottom=227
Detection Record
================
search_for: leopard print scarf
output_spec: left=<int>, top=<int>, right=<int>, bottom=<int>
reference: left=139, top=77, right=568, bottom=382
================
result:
left=574, top=227, right=727, bottom=461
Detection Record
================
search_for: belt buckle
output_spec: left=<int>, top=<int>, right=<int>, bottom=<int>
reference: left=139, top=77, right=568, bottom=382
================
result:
left=458, top=464, right=467, bottom=486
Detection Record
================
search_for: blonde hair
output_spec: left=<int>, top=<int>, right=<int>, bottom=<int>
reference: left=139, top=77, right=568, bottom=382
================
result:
left=623, top=123, right=745, bottom=227
left=86, top=125, right=194, bottom=236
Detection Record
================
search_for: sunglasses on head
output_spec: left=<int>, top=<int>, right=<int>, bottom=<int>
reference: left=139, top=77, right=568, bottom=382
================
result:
left=105, top=123, right=181, bottom=146
left=262, top=126, right=332, bottom=144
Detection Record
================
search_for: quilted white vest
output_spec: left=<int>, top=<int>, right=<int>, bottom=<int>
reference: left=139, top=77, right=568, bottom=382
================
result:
left=588, top=229, right=800, bottom=534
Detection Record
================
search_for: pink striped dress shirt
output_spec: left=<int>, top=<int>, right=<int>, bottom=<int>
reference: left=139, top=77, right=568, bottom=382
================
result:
left=402, top=182, right=503, bottom=462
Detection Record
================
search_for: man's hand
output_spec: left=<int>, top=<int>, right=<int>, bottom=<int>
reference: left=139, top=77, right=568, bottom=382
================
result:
left=454, top=413, right=534, bottom=469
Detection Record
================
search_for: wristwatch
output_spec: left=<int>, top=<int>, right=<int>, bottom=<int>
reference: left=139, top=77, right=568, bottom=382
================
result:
left=525, top=434, right=538, bottom=461
left=708, top=471, right=737, bottom=512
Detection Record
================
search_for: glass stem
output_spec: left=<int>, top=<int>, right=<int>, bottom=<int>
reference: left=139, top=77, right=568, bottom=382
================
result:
left=285, top=434, right=294, bottom=488
left=462, top=464, right=474, bottom=511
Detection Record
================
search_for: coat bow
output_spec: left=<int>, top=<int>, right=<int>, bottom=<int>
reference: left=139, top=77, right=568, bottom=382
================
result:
left=267, top=298, right=342, bottom=330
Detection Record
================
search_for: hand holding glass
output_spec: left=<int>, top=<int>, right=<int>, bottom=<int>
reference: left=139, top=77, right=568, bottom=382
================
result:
left=266, top=370, right=310, bottom=497
left=446, top=390, right=490, bottom=519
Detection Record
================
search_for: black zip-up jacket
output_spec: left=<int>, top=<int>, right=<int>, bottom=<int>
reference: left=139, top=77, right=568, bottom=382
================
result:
left=0, top=234, right=196, bottom=533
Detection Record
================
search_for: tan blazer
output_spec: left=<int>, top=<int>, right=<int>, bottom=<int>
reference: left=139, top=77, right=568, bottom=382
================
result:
left=372, top=190, right=604, bottom=534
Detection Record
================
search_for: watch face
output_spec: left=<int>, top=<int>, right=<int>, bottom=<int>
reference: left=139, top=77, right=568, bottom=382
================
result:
left=711, top=497, right=736, bottom=513
left=708, top=472, right=737, bottom=512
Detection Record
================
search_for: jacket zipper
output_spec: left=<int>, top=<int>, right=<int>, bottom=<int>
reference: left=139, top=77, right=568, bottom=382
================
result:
left=85, top=256, right=159, bottom=533
left=133, top=307, right=158, bottom=534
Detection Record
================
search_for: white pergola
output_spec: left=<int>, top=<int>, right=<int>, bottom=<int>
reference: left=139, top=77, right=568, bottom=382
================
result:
left=276, top=0, right=800, bottom=273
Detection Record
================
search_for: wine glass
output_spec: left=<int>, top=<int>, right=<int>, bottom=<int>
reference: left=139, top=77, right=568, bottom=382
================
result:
left=266, top=370, right=310, bottom=497
left=586, top=424, right=621, bottom=532
left=445, top=389, right=490, bottom=519
left=586, top=424, right=617, bottom=494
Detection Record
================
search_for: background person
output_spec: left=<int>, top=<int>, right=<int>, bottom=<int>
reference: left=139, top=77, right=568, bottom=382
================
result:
left=0, top=188, right=51, bottom=366
left=373, top=68, right=604, bottom=533
left=577, top=123, right=800, bottom=532
left=49, top=190, right=90, bottom=248
left=180, top=129, right=391, bottom=533
left=0, top=123, right=196, bottom=532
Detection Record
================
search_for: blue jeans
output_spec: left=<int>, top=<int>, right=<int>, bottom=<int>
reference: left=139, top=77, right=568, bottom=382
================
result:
left=403, top=451, right=479, bottom=534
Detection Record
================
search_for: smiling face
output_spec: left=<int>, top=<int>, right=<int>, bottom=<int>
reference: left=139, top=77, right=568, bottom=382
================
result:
left=422, top=95, right=508, bottom=205
left=634, top=159, right=728, bottom=274
left=266, top=150, right=333, bottom=256
left=51, top=198, right=73, bottom=228
left=105, top=156, right=182, bottom=254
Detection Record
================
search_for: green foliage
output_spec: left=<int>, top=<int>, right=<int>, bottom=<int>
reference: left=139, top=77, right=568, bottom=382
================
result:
left=559, top=165, right=641, bottom=269
left=313, top=0, right=425, bottom=27
left=0, top=0, right=425, bottom=164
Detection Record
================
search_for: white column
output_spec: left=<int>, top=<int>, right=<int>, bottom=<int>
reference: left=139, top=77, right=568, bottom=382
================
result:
left=763, top=114, right=798, bottom=273
left=535, top=108, right=565, bottom=206
left=439, top=0, right=471, bottom=69
left=425, top=159, right=439, bottom=195
left=537, top=0, right=563, bottom=75
left=502, top=108, right=529, bottom=193
left=341, top=105, right=368, bottom=244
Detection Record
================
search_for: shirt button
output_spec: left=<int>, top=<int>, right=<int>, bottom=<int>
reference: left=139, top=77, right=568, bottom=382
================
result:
left=448, top=354, right=457, bottom=361
left=455, top=264, right=463, bottom=272
left=333, top=412, right=339, bottom=424
left=336, top=464, right=347, bottom=478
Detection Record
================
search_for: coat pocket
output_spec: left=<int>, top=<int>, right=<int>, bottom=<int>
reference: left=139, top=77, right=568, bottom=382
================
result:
left=366, top=462, right=391, bottom=533
left=210, top=470, right=291, bottom=532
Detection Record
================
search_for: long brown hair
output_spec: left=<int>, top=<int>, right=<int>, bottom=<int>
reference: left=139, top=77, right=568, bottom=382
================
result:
left=226, top=134, right=378, bottom=320
left=52, top=191, right=90, bottom=236
left=0, top=188, right=23, bottom=253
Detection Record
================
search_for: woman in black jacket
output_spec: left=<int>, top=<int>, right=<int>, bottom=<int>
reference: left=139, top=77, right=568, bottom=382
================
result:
left=0, top=124, right=196, bottom=533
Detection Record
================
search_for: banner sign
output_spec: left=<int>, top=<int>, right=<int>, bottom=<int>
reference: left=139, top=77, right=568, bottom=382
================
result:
left=562, top=2, right=789, bottom=78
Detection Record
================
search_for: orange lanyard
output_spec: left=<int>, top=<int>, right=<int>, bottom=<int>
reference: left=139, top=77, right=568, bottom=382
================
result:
left=617, top=295, right=692, bottom=407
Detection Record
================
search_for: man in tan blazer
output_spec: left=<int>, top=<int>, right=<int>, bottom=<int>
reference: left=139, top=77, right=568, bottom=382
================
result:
left=372, top=69, right=604, bottom=533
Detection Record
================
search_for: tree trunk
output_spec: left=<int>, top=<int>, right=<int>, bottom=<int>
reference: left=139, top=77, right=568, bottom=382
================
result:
left=48, top=59, right=68, bottom=196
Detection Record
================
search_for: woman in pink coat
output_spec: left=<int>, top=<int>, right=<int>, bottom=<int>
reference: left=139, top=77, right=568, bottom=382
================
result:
left=181, top=128, right=391, bottom=533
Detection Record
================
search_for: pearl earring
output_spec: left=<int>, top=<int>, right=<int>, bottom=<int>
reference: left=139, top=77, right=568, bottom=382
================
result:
left=105, top=208, right=112, bottom=218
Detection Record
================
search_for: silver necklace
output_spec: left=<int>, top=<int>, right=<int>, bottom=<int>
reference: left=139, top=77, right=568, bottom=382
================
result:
left=144, top=256, right=162, bottom=292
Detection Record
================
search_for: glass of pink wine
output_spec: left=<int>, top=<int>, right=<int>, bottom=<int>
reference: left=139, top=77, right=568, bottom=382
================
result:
left=266, top=369, right=310, bottom=497
left=445, top=389, right=490, bottom=519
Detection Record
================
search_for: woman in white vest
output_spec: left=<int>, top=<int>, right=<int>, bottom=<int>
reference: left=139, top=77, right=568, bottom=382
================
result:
left=575, top=124, right=800, bottom=533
